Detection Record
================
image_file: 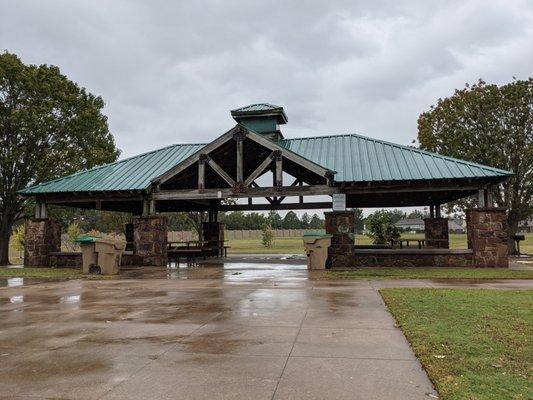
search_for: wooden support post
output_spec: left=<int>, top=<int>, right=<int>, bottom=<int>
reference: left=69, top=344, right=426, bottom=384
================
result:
left=198, top=154, right=207, bottom=190
left=429, top=205, right=435, bottom=219
left=35, top=201, right=47, bottom=219
left=142, top=199, right=150, bottom=216
left=485, top=186, right=494, bottom=208
left=149, top=199, right=155, bottom=215
left=236, top=138, right=244, bottom=183
left=478, top=189, right=486, bottom=208
left=299, top=181, right=303, bottom=204
left=274, top=151, right=282, bottom=190
left=435, top=204, right=441, bottom=218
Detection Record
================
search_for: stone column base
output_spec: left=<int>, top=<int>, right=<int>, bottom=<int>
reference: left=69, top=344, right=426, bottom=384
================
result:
left=466, top=208, right=508, bottom=268
left=24, top=218, right=61, bottom=267
left=133, top=215, right=168, bottom=266
left=325, top=211, right=356, bottom=268
left=424, top=218, right=449, bottom=248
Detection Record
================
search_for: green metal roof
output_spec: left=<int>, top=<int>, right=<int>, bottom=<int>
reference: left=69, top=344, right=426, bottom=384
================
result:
left=19, top=132, right=511, bottom=195
left=231, top=103, right=288, bottom=124
left=278, top=134, right=512, bottom=182
left=19, top=143, right=205, bottom=194
left=231, top=103, right=283, bottom=112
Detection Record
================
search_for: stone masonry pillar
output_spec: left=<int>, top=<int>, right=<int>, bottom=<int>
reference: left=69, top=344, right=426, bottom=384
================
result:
left=133, top=215, right=168, bottom=266
left=202, top=222, right=224, bottom=257
left=424, top=218, right=449, bottom=248
left=466, top=208, right=508, bottom=268
left=325, top=211, right=356, bottom=269
left=24, top=218, right=61, bottom=267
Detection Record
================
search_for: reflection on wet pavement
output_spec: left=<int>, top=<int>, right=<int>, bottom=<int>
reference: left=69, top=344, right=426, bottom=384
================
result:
left=1, top=262, right=530, bottom=399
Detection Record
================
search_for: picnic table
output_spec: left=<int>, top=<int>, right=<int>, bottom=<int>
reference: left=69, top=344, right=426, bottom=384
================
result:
left=390, top=238, right=449, bottom=249
left=167, top=240, right=230, bottom=265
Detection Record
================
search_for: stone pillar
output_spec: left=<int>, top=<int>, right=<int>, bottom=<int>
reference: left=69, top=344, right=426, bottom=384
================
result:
left=133, top=215, right=168, bottom=266
left=466, top=208, right=508, bottom=268
left=202, top=222, right=224, bottom=257
left=325, top=211, right=355, bottom=268
left=24, top=218, right=61, bottom=267
left=202, top=222, right=224, bottom=243
left=424, top=218, right=449, bottom=248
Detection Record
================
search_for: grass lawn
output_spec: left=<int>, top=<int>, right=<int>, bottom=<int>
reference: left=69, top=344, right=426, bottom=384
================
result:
left=381, top=289, right=532, bottom=400
left=0, top=267, right=109, bottom=280
left=325, top=267, right=533, bottom=280
left=226, top=233, right=533, bottom=255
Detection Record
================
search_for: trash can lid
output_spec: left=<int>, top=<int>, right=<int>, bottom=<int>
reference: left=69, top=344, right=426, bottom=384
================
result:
left=303, top=231, right=332, bottom=238
left=75, top=235, right=102, bottom=243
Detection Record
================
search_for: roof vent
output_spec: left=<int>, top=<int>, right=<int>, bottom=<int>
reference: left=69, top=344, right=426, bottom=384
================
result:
left=231, top=103, right=287, bottom=140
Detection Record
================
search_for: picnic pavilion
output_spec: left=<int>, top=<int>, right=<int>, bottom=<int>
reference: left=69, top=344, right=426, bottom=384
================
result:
left=19, top=104, right=512, bottom=269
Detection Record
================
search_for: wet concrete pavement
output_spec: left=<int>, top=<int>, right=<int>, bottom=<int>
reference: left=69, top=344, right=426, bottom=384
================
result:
left=1, top=263, right=531, bottom=399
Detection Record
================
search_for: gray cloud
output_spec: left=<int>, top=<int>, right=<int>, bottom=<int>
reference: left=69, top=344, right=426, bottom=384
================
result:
left=1, top=0, right=532, bottom=158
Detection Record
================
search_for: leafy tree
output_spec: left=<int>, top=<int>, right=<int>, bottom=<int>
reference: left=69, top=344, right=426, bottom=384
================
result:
left=365, top=210, right=401, bottom=245
left=352, top=208, right=364, bottom=232
left=406, top=209, right=428, bottom=219
left=300, top=212, right=311, bottom=229
left=0, top=52, right=119, bottom=265
left=309, top=214, right=324, bottom=229
left=282, top=211, right=300, bottom=229
left=261, top=224, right=274, bottom=248
left=418, top=78, right=532, bottom=253
left=267, top=210, right=283, bottom=229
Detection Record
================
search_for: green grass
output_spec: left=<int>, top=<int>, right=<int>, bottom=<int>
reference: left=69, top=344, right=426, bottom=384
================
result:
left=381, top=289, right=532, bottom=400
left=325, top=267, right=533, bottom=280
left=226, top=233, right=533, bottom=255
left=0, top=267, right=110, bottom=280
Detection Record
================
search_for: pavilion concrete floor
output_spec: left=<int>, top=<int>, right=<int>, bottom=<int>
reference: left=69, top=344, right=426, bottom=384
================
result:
left=1, top=262, right=531, bottom=400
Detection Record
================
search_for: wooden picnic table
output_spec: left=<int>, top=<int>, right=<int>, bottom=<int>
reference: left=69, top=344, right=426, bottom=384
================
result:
left=167, top=239, right=229, bottom=258
left=390, top=238, right=449, bottom=249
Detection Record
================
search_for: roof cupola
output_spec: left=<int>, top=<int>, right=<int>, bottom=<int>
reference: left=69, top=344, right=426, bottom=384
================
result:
left=230, top=103, right=287, bottom=141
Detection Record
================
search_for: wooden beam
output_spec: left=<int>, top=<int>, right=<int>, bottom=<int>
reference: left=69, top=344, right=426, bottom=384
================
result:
left=153, top=185, right=337, bottom=200
left=154, top=126, right=238, bottom=184
left=343, top=184, right=482, bottom=195
left=236, top=137, right=244, bottom=183
left=275, top=150, right=283, bottom=189
left=246, top=128, right=334, bottom=179
left=478, top=189, right=486, bottom=208
left=198, top=155, right=206, bottom=190
left=206, top=157, right=236, bottom=187
left=219, top=201, right=333, bottom=211
left=35, top=202, right=47, bottom=219
left=243, top=152, right=274, bottom=187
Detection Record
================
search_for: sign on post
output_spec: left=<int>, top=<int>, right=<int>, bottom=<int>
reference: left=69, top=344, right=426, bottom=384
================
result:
left=332, top=193, right=346, bottom=212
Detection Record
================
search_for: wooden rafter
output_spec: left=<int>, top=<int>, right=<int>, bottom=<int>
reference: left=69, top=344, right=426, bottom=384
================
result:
left=153, top=185, right=337, bottom=201
left=152, top=124, right=334, bottom=186
left=243, top=152, right=274, bottom=187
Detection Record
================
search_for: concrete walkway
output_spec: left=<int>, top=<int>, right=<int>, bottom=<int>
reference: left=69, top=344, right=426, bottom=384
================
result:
left=1, top=264, right=531, bottom=400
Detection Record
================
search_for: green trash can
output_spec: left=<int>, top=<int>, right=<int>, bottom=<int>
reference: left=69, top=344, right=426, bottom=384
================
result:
left=76, top=235, right=126, bottom=275
left=303, top=232, right=332, bottom=270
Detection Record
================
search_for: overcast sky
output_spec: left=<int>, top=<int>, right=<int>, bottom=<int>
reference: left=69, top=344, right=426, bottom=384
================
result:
left=2, top=0, right=532, bottom=160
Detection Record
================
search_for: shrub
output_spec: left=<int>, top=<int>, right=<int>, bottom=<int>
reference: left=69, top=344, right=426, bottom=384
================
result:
left=261, top=224, right=274, bottom=248
left=11, top=225, right=25, bottom=252
left=365, top=211, right=401, bottom=245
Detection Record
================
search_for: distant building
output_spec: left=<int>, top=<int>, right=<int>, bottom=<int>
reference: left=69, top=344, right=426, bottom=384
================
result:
left=519, top=218, right=533, bottom=233
left=395, top=218, right=465, bottom=234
